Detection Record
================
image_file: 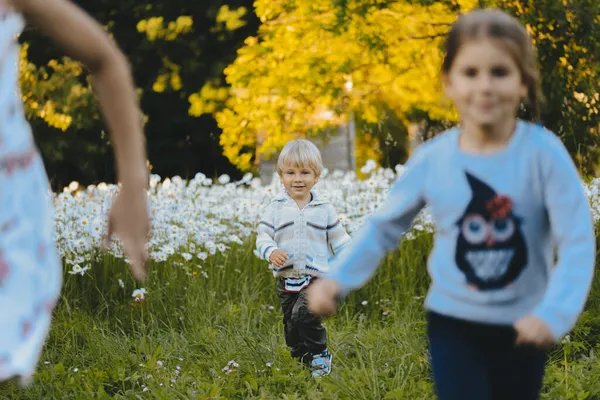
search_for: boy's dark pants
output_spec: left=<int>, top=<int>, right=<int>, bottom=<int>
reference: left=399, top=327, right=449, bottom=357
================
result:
left=276, top=277, right=327, bottom=364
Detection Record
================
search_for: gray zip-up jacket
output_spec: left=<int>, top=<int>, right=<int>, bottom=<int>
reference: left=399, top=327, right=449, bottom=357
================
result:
left=256, top=190, right=351, bottom=278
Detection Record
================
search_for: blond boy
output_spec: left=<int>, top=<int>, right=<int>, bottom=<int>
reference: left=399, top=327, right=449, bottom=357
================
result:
left=256, top=139, right=351, bottom=376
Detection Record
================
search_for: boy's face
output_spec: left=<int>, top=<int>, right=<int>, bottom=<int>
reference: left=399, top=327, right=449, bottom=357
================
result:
left=279, top=164, right=319, bottom=201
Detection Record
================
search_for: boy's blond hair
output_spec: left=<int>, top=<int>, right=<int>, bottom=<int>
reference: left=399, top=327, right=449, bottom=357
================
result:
left=277, top=139, right=323, bottom=177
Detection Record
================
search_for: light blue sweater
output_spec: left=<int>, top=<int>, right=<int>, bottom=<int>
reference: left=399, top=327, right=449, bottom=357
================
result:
left=327, top=121, right=596, bottom=340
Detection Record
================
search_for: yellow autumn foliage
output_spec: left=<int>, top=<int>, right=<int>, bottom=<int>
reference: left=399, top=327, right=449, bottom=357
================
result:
left=19, top=44, right=94, bottom=131
left=136, top=16, right=193, bottom=94
left=216, top=5, right=247, bottom=32
left=189, top=0, right=478, bottom=171
left=137, top=16, right=193, bottom=42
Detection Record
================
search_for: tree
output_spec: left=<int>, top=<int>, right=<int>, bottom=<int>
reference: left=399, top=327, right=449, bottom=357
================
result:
left=492, top=0, right=600, bottom=177
left=18, top=0, right=600, bottom=183
left=19, top=0, right=259, bottom=188
left=193, top=0, right=599, bottom=176
left=189, top=0, right=477, bottom=171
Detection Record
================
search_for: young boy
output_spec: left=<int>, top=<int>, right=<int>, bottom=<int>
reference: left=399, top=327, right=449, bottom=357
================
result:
left=256, top=139, right=351, bottom=376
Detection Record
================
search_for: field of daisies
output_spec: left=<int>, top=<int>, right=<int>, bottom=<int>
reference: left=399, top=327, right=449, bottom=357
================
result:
left=2, top=163, right=600, bottom=399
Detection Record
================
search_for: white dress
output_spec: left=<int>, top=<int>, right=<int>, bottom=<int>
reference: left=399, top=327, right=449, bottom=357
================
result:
left=0, top=4, right=62, bottom=383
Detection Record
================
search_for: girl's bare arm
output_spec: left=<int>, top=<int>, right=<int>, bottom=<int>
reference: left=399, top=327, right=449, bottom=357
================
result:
left=9, top=0, right=147, bottom=187
left=9, top=0, right=149, bottom=278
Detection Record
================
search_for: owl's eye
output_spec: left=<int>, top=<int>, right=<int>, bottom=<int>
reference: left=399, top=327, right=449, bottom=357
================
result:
left=491, top=218, right=515, bottom=242
left=461, top=214, right=487, bottom=244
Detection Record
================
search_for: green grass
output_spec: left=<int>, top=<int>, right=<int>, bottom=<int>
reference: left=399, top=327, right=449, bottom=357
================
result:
left=1, top=231, right=599, bottom=399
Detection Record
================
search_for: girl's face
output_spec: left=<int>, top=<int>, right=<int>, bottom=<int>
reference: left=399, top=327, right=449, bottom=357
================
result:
left=444, top=38, right=527, bottom=130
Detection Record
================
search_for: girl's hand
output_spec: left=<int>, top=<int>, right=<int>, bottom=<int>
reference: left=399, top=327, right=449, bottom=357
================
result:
left=307, top=279, right=341, bottom=317
left=514, top=315, right=555, bottom=349
left=104, top=184, right=149, bottom=281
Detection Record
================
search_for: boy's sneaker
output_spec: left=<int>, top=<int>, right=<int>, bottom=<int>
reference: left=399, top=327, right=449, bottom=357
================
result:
left=310, top=349, right=332, bottom=377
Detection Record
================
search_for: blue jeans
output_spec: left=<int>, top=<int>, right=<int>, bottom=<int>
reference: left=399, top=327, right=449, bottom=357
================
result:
left=427, top=311, right=548, bottom=400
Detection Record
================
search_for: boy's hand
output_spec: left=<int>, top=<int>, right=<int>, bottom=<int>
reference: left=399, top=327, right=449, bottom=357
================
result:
left=269, top=249, right=289, bottom=267
left=514, top=315, right=555, bottom=349
left=307, top=279, right=341, bottom=317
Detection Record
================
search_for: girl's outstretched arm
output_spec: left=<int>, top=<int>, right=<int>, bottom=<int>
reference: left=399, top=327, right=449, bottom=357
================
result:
left=528, top=132, right=596, bottom=342
left=308, top=146, right=429, bottom=316
left=9, top=0, right=149, bottom=279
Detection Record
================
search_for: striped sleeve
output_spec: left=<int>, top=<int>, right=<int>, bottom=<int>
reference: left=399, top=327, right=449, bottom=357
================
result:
left=256, top=203, right=279, bottom=261
left=327, top=204, right=351, bottom=257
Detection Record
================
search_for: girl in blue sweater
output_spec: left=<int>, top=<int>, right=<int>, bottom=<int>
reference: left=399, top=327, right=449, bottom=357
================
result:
left=308, top=9, right=596, bottom=400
